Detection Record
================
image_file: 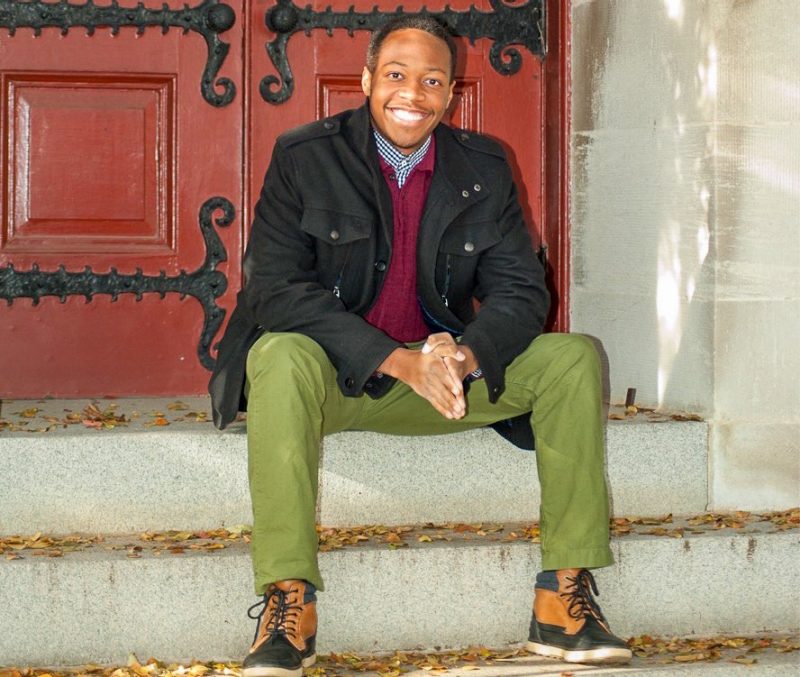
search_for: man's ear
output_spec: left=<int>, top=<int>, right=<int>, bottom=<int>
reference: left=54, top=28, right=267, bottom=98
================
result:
left=446, top=80, right=455, bottom=109
left=361, top=67, right=373, bottom=97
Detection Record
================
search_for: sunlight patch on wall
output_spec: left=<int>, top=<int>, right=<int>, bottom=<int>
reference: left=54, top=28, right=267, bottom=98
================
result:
left=664, top=0, right=684, bottom=26
left=746, top=156, right=800, bottom=197
left=699, top=43, right=718, bottom=100
left=656, top=221, right=683, bottom=404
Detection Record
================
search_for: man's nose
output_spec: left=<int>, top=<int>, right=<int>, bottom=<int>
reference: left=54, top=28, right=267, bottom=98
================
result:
left=398, top=81, right=424, bottom=101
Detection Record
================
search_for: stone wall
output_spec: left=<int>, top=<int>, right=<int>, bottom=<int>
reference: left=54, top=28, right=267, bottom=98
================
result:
left=570, top=0, right=799, bottom=509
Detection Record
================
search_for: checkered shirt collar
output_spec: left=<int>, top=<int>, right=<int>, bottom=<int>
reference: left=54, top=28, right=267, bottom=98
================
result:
left=372, top=127, right=432, bottom=188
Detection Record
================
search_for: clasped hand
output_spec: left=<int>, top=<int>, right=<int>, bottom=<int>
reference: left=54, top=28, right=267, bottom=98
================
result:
left=378, top=333, right=478, bottom=420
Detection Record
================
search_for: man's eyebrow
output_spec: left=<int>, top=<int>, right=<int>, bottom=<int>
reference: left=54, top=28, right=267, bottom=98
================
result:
left=382, top=60, right=447, bottom=74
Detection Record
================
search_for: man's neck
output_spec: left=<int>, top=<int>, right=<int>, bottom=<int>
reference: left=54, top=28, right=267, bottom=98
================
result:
left=372, top=127, right=432, bottom=189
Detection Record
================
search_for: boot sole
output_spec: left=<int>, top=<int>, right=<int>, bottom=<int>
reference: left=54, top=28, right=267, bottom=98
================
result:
left=241, top=654, right=316, bottom=677
left=527, top=641, right=632, bottom=664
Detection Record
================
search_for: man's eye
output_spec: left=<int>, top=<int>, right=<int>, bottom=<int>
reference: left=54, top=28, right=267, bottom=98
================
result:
left=425, top=78, right=442, bottom=87
left=387, top=72, right=403, bottom=80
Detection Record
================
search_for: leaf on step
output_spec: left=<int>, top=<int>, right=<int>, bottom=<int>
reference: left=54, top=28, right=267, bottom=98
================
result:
left=146, top=417, right=170, bottom=427
left=674, top=652, right=711, bottom=662
left=671, top=412, right=703, bottom=421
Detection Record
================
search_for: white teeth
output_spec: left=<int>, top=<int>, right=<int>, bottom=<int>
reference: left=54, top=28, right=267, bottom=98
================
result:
left=391, top=108, right=426, bottom=122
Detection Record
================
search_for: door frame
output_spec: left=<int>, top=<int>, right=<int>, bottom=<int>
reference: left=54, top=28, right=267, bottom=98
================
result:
left=543, top=0, right=571, bottom=332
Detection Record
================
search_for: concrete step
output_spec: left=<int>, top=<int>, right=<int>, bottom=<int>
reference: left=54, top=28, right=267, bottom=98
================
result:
left=0, top=398, right=708, bottom=534
left=1, top=521, right=796, bottom=666
left=4, top=642, right=800, bottom=676
left=355, top=650, right=797, bottom=676
left=357, top=652, right=800, bottom=676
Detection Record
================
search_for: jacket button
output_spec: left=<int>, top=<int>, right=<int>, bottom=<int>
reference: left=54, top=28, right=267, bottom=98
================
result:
left=365, top=381, right=374, bottom=391
left=374, top=260, right=387, bottom=272
left=464, top=242, right=475, bottom=253
left=330, top=230, right=340, bottom=241
left=345, top=377, right=354, bottom=388
left=323, top=121, right=334, bottom=130
left=460, top=132, right=469, bottom=141
left=492, top=386, right=500, bottom=395
left=461, top=190, right=469, bottom=198
left=474, top=184, right=481, bottom=192
left=388, top=172, right=397, bottom=181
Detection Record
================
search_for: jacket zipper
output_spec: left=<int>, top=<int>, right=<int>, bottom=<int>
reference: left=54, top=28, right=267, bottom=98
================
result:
left=441, top=254, right=452, bottom=308
left=419, top=295, right=460, bottom=335
left=332, top=246, right=354, bottom=299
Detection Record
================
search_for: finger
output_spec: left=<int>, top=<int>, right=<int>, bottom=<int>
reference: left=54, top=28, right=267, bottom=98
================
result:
left=433, top=346, right=465, bottom=361
left=442, top=360, right=467, bottom=415
left=424, top=383, right=457, bottom=419
left=427, top=332, right=457, bottom=345
left=424, top=333, right=457, bottom=354
left=442, top=356, right=464, bottom=391
left=423, top=363, right=462, bottom=418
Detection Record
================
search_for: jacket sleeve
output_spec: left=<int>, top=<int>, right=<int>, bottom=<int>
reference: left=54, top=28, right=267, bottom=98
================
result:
left=460, top=162, right=550, bottom=401
left=241, top=140, right=401, bottom=396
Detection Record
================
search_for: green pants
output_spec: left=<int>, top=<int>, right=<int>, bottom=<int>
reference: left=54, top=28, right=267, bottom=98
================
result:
left=244, top=332, right=613, bottom=594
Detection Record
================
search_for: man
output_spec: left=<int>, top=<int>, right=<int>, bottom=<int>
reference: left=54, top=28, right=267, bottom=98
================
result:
left=209, top=16, right=632, bottom=676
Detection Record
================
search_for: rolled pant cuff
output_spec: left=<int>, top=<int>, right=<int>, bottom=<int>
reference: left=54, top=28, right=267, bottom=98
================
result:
left=254, top=566, right=325, bottom=595
left=541, top=545, right=614, bottom=571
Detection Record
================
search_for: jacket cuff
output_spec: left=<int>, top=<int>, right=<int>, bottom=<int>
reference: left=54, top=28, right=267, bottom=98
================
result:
left=336, top=335, right=401, bottom=397
left=460, top=327, right=503, bottom=403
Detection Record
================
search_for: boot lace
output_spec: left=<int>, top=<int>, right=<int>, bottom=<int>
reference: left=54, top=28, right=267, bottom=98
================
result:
left=561, top=569, right=608, bottom=625
left=247, top=584, right=303, bottom=645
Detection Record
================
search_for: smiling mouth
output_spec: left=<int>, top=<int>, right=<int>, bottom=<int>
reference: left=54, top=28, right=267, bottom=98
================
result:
left=388, top=107, right=429, bottom=123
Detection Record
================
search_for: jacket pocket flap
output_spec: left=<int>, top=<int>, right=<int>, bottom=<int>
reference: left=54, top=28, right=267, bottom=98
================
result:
left=301, top=208, right=372, bottom=245
left=439, top=222, right=502, bottom=256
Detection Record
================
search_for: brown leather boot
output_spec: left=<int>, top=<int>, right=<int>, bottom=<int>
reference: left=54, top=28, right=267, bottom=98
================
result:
left=526, top=569, right=632, bottom=664
left=242, top=579, right=317, bottom=677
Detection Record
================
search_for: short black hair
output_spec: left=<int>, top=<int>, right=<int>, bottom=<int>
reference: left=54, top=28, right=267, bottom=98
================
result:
left=366, top=16, right=457, bottom=82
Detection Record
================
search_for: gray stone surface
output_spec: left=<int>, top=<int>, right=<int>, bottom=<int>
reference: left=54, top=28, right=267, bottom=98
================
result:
left=370, top=651, right=800, bottom=676
left=0, top=528, right=796, bottom=666
left=0, top=399, right=708, bottom=534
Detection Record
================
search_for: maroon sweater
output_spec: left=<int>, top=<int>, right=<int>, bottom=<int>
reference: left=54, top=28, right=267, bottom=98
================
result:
left=364, top=138, right=436, bottom=342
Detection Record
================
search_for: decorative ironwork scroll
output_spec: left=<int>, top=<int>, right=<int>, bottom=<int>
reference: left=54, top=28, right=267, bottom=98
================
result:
left=0, top=197, right=234, bottom=370
left=0, top=0, right=237, bottom=107
left=262, top=0, right=544, bottom=104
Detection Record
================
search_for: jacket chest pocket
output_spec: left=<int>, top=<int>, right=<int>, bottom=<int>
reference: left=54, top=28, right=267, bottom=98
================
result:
left=436, top=222, right=502, bottom=306
left=300, top=208, right=373, bottom=299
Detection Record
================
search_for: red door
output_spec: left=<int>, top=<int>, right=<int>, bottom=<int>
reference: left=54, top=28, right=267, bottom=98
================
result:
left=0, top=0, right=565, bottom=398
left=0, top=0, right=244, bottom=397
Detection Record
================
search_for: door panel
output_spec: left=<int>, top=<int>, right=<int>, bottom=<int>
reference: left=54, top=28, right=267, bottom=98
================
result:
left=5, top=73, right=175, bottom=254
left=0, top=0, right=243, bottom=396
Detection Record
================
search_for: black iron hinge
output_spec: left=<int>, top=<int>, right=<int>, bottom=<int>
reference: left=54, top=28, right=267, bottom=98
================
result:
left=262, top=0, right=545, bottom=104
left=0, top=0, right=237, bottom=107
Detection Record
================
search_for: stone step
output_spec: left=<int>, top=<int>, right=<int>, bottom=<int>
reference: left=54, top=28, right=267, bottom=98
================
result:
left=0, top=522, right=796, bottom=666
left=0, top=398, right=708, bottom=534
left=4, top=642, right=800, bottom=676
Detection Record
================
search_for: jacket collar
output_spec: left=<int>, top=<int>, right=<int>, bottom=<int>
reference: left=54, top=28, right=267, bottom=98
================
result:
left=344, top=102, right=490, bottom=199
left=342, top=102, right=491, bottom=241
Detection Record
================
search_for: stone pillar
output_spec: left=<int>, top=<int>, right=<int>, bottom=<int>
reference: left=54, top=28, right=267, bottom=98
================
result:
left=569, top=0, right=799, bottom=509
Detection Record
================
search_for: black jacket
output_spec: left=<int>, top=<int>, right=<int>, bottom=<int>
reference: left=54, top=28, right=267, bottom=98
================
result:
left=209, top=104, right=550, bottom=438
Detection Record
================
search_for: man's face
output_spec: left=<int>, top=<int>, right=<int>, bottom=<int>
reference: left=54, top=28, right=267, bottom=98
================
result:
left=362, top=29, right=455, bottom=155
